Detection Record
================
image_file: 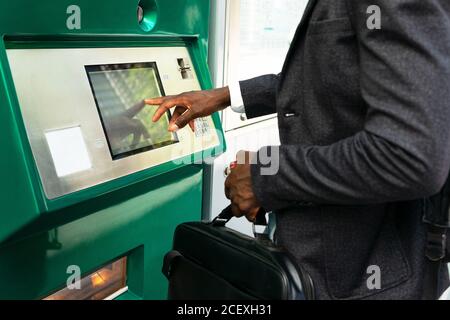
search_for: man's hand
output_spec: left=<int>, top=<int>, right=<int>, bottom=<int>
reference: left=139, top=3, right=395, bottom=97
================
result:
left=225, top=151, right=261, bottom=222
left=145, top=87, right=231, bottom=132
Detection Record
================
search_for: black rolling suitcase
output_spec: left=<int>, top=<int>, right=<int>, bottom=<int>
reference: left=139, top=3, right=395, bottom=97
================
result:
left=162, top=206, right=315, bottom=300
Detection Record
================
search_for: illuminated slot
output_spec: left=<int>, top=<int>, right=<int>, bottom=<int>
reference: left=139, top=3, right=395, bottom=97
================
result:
left=44, top=257, right=127, bottom=300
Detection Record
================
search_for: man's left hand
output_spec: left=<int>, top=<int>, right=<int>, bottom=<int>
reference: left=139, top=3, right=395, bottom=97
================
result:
left=225, top=151, right=261, bottom=222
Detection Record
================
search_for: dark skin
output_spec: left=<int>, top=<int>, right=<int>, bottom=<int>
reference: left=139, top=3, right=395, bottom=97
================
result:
left=224, top=150, right=261, bottom=222
left=145, top=88, right=261, bottom=222
left=145, top=88, right=231, bottom=132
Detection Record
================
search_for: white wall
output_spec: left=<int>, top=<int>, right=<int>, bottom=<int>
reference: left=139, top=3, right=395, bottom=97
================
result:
left=205, top=0, right=307, bottom=236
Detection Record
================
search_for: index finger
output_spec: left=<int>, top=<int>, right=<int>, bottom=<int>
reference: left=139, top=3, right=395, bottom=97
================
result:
left=144, top=97, right=165, bottom=106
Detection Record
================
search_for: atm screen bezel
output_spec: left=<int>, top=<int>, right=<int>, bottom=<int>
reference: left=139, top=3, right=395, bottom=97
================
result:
left=85, top=61, right=179, bottom=160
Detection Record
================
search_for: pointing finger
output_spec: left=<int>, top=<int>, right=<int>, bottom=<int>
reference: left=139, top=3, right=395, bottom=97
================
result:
left=144, top=97, right=165, bottom=106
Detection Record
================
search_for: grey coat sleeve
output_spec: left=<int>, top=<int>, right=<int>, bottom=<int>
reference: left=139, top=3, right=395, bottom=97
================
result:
left=239, top=74, right=280, bottom=119
left=251, top=0, right=450, bottom=211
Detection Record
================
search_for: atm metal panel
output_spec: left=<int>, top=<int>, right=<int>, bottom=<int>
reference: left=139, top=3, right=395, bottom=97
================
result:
left=7, top=47, right=221, bottom=199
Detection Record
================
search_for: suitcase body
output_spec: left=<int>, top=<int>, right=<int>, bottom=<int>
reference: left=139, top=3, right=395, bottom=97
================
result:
left=163, top=211, right=315, bottom=300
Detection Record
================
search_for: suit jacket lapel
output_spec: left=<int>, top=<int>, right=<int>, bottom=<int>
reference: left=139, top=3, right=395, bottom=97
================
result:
left=280, top=0, right=319, bottom=81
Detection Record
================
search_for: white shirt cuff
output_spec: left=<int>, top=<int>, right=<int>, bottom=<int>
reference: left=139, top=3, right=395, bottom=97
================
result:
left=229, top=82, right=245, bottom=114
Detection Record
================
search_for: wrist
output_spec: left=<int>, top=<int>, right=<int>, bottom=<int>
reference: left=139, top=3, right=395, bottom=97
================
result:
left=211, top=87, right=231, bottom=110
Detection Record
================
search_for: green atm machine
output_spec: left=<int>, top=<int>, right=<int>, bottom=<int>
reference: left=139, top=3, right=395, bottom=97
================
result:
left=0, top=0, right=224, bottom=299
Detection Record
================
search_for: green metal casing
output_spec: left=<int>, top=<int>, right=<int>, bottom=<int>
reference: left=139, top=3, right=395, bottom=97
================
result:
left=0, top=0, right=225, bottom=299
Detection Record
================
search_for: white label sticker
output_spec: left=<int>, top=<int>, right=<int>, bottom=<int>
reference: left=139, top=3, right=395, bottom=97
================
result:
left=45, top=127, right=92, bottom=177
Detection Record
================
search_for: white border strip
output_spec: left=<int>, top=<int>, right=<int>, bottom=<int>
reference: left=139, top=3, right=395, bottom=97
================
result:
left=103, top=286, right=129, bottom=301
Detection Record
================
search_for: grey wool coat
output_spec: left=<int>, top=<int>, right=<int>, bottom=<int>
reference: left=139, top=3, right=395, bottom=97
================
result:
left=240, top=0, right=450, bottom=299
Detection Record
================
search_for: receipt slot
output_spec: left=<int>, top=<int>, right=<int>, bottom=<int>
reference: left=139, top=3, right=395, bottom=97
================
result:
left=0, top=0, right=224, bottom=299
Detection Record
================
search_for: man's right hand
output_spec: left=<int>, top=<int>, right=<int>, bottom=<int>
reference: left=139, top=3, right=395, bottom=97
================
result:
left=145, top=87, right=231, bottom=132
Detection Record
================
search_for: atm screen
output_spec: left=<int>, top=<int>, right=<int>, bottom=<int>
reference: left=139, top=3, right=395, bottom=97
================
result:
left=85, top=62, right=178, bottom=160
